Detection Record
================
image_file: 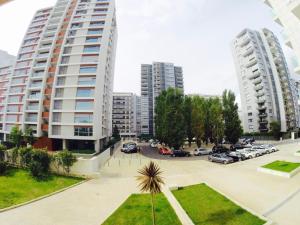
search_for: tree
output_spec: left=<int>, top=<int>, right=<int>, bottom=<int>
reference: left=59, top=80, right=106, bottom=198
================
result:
left=222, top=90, right=243, bottom=144
left=183, top=96, right=193, bottom=147
left=112, top=125, right=121, bottom=140
left=209, top=98, right=224, bottom=145
left=9, top=126, right=23, bottom=147
left=24, top=127, right=36, bottom=146
left=154, top=88, right=186, bottom=149
left=29, top=149, right=51, bottom=179
left=57, top=150, right=77, bottom=174
left=191, top=96, right=205, bottom=147
left=270, top=121, right=281, bottom=140
left=154, top=90, right=167, bottom=144
left=137, top=161, right=164, bottom=225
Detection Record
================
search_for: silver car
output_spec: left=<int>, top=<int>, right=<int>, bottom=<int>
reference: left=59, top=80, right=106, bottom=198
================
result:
left=260, top=144, right=277, bottom=153
left=194, top=148, right=212, bottom=156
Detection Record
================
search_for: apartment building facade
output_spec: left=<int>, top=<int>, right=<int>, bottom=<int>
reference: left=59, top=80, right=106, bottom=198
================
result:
left=0, top=0, right=117, bottom=152
left=112, top=92, right=137, bottom=138
left=141, top=62, right=184, bottom=136
left=232, top=28, right=298, bottom=133
left=263, top=0, right=300, bottom=75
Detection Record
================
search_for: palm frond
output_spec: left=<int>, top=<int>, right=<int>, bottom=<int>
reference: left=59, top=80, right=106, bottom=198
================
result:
left=136, top=161, right=165, bottom=194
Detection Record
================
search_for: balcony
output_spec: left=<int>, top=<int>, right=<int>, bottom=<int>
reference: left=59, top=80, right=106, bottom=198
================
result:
left=257, top=105, right=267, bottom=111
left=28, top=94, right=41, bottom=99
left=272, top=10, right=283, bottom=26
left=27, top=105, right=39, bottom=111
left=242, top=47, right=254, bottom=57
left=257, top=97, right=266, bottom=104
left=254, top=84, right=263, bottom=91
left=255, top=91, right=265, bottom=97
left=259, top=113, right=268, bottom=118
left=246, top=58, right=258, bottom=68
left=239, top=36, right=250, bottom=47
left=26, top=117, right=38, bottom=123
left=291, top=1, right=300, bottom=20
left=259, top=119, right=268, bottom=124
left=253, top=77, right=262, bottom=85
left=248, top=70, right=261, bottom=80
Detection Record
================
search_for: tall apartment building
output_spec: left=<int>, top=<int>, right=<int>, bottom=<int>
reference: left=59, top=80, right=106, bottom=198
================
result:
left=263, top=0, right=300, bottom=75
left=232, top=28, right=298, bottom=133
left=0, top=0, right=117, bottom=152
left=0, top=66, right=12, bottom=140
left=0, top=50, right=15, bottom=67
left=141, top=62, right=184, bottom=136
left=112, top=92, right=137, bottom=138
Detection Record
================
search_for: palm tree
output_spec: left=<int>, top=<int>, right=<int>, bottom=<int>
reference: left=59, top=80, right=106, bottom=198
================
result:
left=136, top=161, right=165, bottom=225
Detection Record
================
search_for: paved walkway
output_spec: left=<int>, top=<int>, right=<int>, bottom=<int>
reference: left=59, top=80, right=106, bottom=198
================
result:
left=1, top=141, right=300, bottom=225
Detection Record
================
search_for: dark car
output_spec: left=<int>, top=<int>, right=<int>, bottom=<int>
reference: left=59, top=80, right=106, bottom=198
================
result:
left=226, top=151, right=246, bottom=162
left=230, top=143, right=245, bottom=151
left=212, top=145, right=230, bottom=154
left=208, top=153, right=234, bottom=164
left=122, top=143, right=138, bottom=153
left=171, top=150, right=191, bottom=157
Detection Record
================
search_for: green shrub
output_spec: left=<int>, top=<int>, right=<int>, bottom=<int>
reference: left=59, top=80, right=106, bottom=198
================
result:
left=11, top=147, right=19, bottom=165
left=29, top=149, right=51, bottom=179
left=0, top=161, right=7, bottom=175
left=19, top=147, right=33, bottom=168
left=57, top=150, right=77, bottom=174
left=0, top=144, right=6, bottom=162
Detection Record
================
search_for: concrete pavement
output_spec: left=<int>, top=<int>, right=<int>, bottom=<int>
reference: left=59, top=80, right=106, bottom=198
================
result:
left=1, top=141, right=300, bottom=225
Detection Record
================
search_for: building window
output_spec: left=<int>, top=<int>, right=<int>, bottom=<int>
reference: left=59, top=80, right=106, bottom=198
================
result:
left=59, top=66, right=68, bottom=74
left=83, top=45, right=100, bottom=53
left=81, top=55, right=99, bottom=63
left=74, top=113, right=93, bottom=123
left=52, top=125, right=61, bottom=135
left=89, top=21, right=105, bottom=27
left=54, top=100, right=62, bottom=110
left=79, top=66, right=97, bottom=73
left=55, top=88, right=64, bottom=97
left=56, top=77, right=66, bottom=86
left=86, top=37, right=101, bottom=43
left=74, top=126, right=93, bottom=136
left=78, top=76, right=96, bottom=85
left=75, top=100, right=93, bottom=110
left=61, top=56, right=70, bottom=64
left=76, top=88, right=94, bottom=97
left=52, top=113, right=61, bottom=122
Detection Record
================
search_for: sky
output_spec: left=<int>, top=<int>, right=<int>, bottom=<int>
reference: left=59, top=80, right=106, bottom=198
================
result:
left=0, top=0, right=296, bottom=100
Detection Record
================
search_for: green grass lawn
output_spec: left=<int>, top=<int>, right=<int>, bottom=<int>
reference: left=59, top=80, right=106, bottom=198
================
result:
left=172, top=184, right=265, bottom=225
left=102, top=193, right=181, bottom=225
left=0, top=168, right=83, bottom=209
left=263, top=160, right=300, bottom=173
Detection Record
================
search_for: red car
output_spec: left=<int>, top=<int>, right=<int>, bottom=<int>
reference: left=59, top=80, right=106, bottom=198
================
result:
left=159, top=147, right=172, bottom=155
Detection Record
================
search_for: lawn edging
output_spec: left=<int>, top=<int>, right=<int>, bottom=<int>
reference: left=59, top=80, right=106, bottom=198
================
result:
left=170, top=183, right=274, bottom=225
left=257, top=166, right=300, bottom=178
left=0, top=179, right=88, bottom=213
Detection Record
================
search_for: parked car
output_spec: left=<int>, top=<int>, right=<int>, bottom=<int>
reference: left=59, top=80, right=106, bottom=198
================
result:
left=194, top=148, right=212, bottom=156
left=150, top=142, right=158, bottom=148
left=208, top=153, right=234, bottom=164
left=212, top=145, right=230, bottom=154
left=240, top=149, right=258, bottom=159
left=121, top=142, right=137, bottom=153
left=230, top=143, right=245, bottom=151
left=226, top=151, right=246, bottom=161
left=171, top=150, right=191, bottom=157
left=251, top=146, right=269, bottom=155
left=159, top=147, right=172, bottom=155
left=260, top=144, right=278, bottom=152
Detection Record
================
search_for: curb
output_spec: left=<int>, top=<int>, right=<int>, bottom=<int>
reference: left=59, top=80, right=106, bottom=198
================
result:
left=0, top=179, right=88, bottom=213
left=257, top=166, right=300, bottom=178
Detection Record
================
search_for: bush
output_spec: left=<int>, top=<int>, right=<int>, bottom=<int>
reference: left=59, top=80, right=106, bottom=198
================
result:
left=57, top=150, right=77, bottom=174
left=11, top=147, right=19, bottom=165
left=29, top=149, right=51, bottom=179
left=0, top=161, right=7, bottom=175
left=19, top=147, right=33, bottom=168
left=0, top=144, right=6, bottom=162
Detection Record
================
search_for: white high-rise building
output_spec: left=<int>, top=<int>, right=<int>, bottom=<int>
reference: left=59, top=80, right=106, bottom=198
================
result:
left=232, top=28, right=298, bottom=133
left=0, top=0, right=117, bottom=152
left=112, top=92, right=137, bottom=138
left=141, top=62, right=184, bottom=136
left=262, top=0, right=300, bottom=75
